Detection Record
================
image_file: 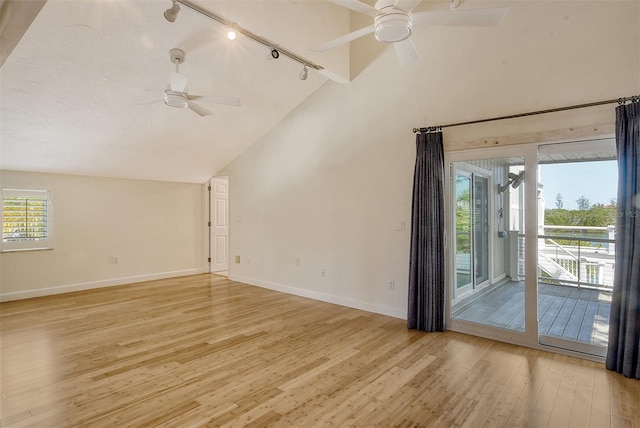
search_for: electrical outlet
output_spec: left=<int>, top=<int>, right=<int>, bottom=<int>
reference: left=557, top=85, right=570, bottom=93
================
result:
left=389, top=280, right=395, bottom=290
left=321, top=268, right=326, bottom=278
left=235, top=255, right=240, bottom=263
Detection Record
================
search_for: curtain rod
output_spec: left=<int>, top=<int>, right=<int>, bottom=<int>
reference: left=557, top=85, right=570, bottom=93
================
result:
left=413, top=95, right=640, bottom=133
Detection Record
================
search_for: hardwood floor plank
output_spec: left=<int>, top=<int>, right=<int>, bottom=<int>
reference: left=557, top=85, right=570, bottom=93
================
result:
left=1, top=274, right=638, bottom=427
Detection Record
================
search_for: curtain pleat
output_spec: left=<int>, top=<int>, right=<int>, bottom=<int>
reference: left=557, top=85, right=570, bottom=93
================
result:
left=606, top=101, right=640, bottom=379
left=408, top=132, right=445, bottom=332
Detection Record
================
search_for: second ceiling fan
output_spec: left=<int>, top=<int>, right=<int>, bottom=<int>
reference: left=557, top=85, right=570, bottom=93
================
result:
left=141, top=48, right=241, bottom=117
left=313, top=0, right=509, bottom=65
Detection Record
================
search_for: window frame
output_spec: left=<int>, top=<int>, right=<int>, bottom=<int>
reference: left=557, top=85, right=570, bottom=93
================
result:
left=1, top=188, right=54, bottom=252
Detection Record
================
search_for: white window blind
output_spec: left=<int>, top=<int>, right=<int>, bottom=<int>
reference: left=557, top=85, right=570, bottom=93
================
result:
left=2, top=189, right=53, bottom=251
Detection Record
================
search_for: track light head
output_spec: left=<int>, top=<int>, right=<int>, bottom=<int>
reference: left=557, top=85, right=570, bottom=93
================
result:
left=299, top=65, right=308, bottom=80
left=164, top=1, right=180, bottom=22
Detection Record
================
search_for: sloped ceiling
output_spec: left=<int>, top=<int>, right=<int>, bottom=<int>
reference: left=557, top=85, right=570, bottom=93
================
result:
left=0, top=0, right=351, bottom=183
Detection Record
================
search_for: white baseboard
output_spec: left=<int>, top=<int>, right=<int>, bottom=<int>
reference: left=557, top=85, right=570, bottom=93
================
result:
left=230, top=274, right=406, bottom=320
left=0, top=268, right=204, bottom=302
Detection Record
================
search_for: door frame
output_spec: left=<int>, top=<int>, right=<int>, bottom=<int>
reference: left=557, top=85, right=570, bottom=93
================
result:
left=445, top=144, right=539, bottom=350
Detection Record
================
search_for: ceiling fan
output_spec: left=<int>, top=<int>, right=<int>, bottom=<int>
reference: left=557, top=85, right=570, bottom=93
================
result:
left=313, top=0, right=509, bottom=65
left=141, top=48, right=241, bottom=117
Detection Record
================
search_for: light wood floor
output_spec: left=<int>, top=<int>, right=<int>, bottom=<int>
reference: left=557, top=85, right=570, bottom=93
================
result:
left=1, top=274, right=639, bottom=427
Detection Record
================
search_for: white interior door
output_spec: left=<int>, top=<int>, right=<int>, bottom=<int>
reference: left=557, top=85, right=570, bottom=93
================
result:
left=210, top=177, right=229, bottom=273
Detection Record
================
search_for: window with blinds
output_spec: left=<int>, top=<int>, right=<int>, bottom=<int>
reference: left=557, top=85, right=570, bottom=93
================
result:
left=2, top=189, right=53, bottom=251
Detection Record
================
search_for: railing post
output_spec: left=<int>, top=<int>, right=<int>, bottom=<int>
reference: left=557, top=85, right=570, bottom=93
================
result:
left=608, top=225, right=615, bottom=254
left=577, top=240, right=582, bottom=289
left=509, top=231, right=520, bottom=281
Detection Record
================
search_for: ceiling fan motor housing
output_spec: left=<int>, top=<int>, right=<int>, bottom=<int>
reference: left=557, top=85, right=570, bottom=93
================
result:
left=164, top=90, right=189, bottom=109
left=374, top=0, right=413, bottom=43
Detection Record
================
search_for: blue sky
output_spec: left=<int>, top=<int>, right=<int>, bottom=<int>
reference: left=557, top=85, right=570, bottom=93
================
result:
left=539, top=161, right=617, bottom=210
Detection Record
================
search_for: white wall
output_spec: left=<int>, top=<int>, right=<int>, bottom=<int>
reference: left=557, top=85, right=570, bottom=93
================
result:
left=0, top=171, right=205, bottom=300
left=221, top=1, right=639, bottom=319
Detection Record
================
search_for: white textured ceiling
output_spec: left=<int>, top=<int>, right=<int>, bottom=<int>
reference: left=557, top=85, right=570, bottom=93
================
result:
left=0, top=0, right=350, bottom=183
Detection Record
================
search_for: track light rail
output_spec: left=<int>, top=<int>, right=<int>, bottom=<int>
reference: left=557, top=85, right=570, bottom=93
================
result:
left=175, top=0, right=324, bottom=71
left=413, top=95, right=640, bottom=133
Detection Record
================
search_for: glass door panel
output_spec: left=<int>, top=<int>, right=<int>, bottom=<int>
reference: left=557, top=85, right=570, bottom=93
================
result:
left=450, top=158, right=525, bottom=333
left=537, top=140, right=617, bottom=357
left=455, top=172, right=472, bottom=296
left=473, top=176, right=489, bottom=285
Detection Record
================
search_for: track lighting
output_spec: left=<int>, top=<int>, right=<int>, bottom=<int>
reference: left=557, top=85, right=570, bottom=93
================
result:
left=449, top=0, right=464, bottom=10
left=164, top=0, right=180, bottom=22
left=299, top=65, right=308, bottom=80
left=162, top=0, right=323, bottom=78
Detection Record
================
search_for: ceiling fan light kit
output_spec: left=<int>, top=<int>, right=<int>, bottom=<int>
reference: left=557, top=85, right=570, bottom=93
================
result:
left=374, top=0, right=413, bottom=43
left=165, top=91, right=189, bottom=109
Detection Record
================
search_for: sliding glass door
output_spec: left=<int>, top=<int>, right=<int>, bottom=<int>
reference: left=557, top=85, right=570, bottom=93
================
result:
left=452, top=166, right=490, bottom=300
left=447, top=139, right=615, bottom=358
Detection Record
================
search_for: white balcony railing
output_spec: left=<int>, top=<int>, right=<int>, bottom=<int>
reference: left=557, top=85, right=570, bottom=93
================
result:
left=512, top=226, right=615, bottom=291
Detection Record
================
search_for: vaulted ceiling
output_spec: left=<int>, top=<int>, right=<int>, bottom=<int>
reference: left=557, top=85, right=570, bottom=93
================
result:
left=1, top=0, right=352, bottom=183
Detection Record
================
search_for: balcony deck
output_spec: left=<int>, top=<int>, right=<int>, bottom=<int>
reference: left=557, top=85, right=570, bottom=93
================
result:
left=452, top=281, right=611, bottom=347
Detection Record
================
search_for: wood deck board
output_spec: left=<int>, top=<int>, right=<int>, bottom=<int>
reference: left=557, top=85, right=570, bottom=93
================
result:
left=1, top=274, right=635, bottom=427
left=453, top=282, right=611, bottom=347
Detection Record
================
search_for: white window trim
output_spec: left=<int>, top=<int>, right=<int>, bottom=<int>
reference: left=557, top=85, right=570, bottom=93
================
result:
left=2, top=188, right=54, bottom=252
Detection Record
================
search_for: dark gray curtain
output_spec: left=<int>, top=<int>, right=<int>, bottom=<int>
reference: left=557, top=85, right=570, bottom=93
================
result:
left=606, top=100, right=640, bottom=379
left=408, top=131, right=445, bottom=332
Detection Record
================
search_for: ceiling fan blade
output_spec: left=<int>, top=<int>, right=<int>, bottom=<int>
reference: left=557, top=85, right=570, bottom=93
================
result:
left=412, top=7, right=509, bottom=27
left=101, top=77, right=152, bottom=93
left=189, top=94, right=241, bottom=107
left=312, top=24, right=375, bottom=52
left=328, top=0, right=379, bottom=17
left=188, top=101, right=214, bottom=117
left=394, top=0, right=422, bottom=13
left=170, top=71, right=189, bottom=93
left=393, top=37, right=420, bottom=66
left=136, top=98, right=164, bottom=105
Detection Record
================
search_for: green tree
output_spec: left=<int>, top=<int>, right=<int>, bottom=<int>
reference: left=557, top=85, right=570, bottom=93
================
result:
left=555, top=193, right=563, bottom=209
left=456, top=189, right=470, bottom=253
left=576, top=195, right=591, bottom=210
left=544, top=204, right=616, bottom=246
